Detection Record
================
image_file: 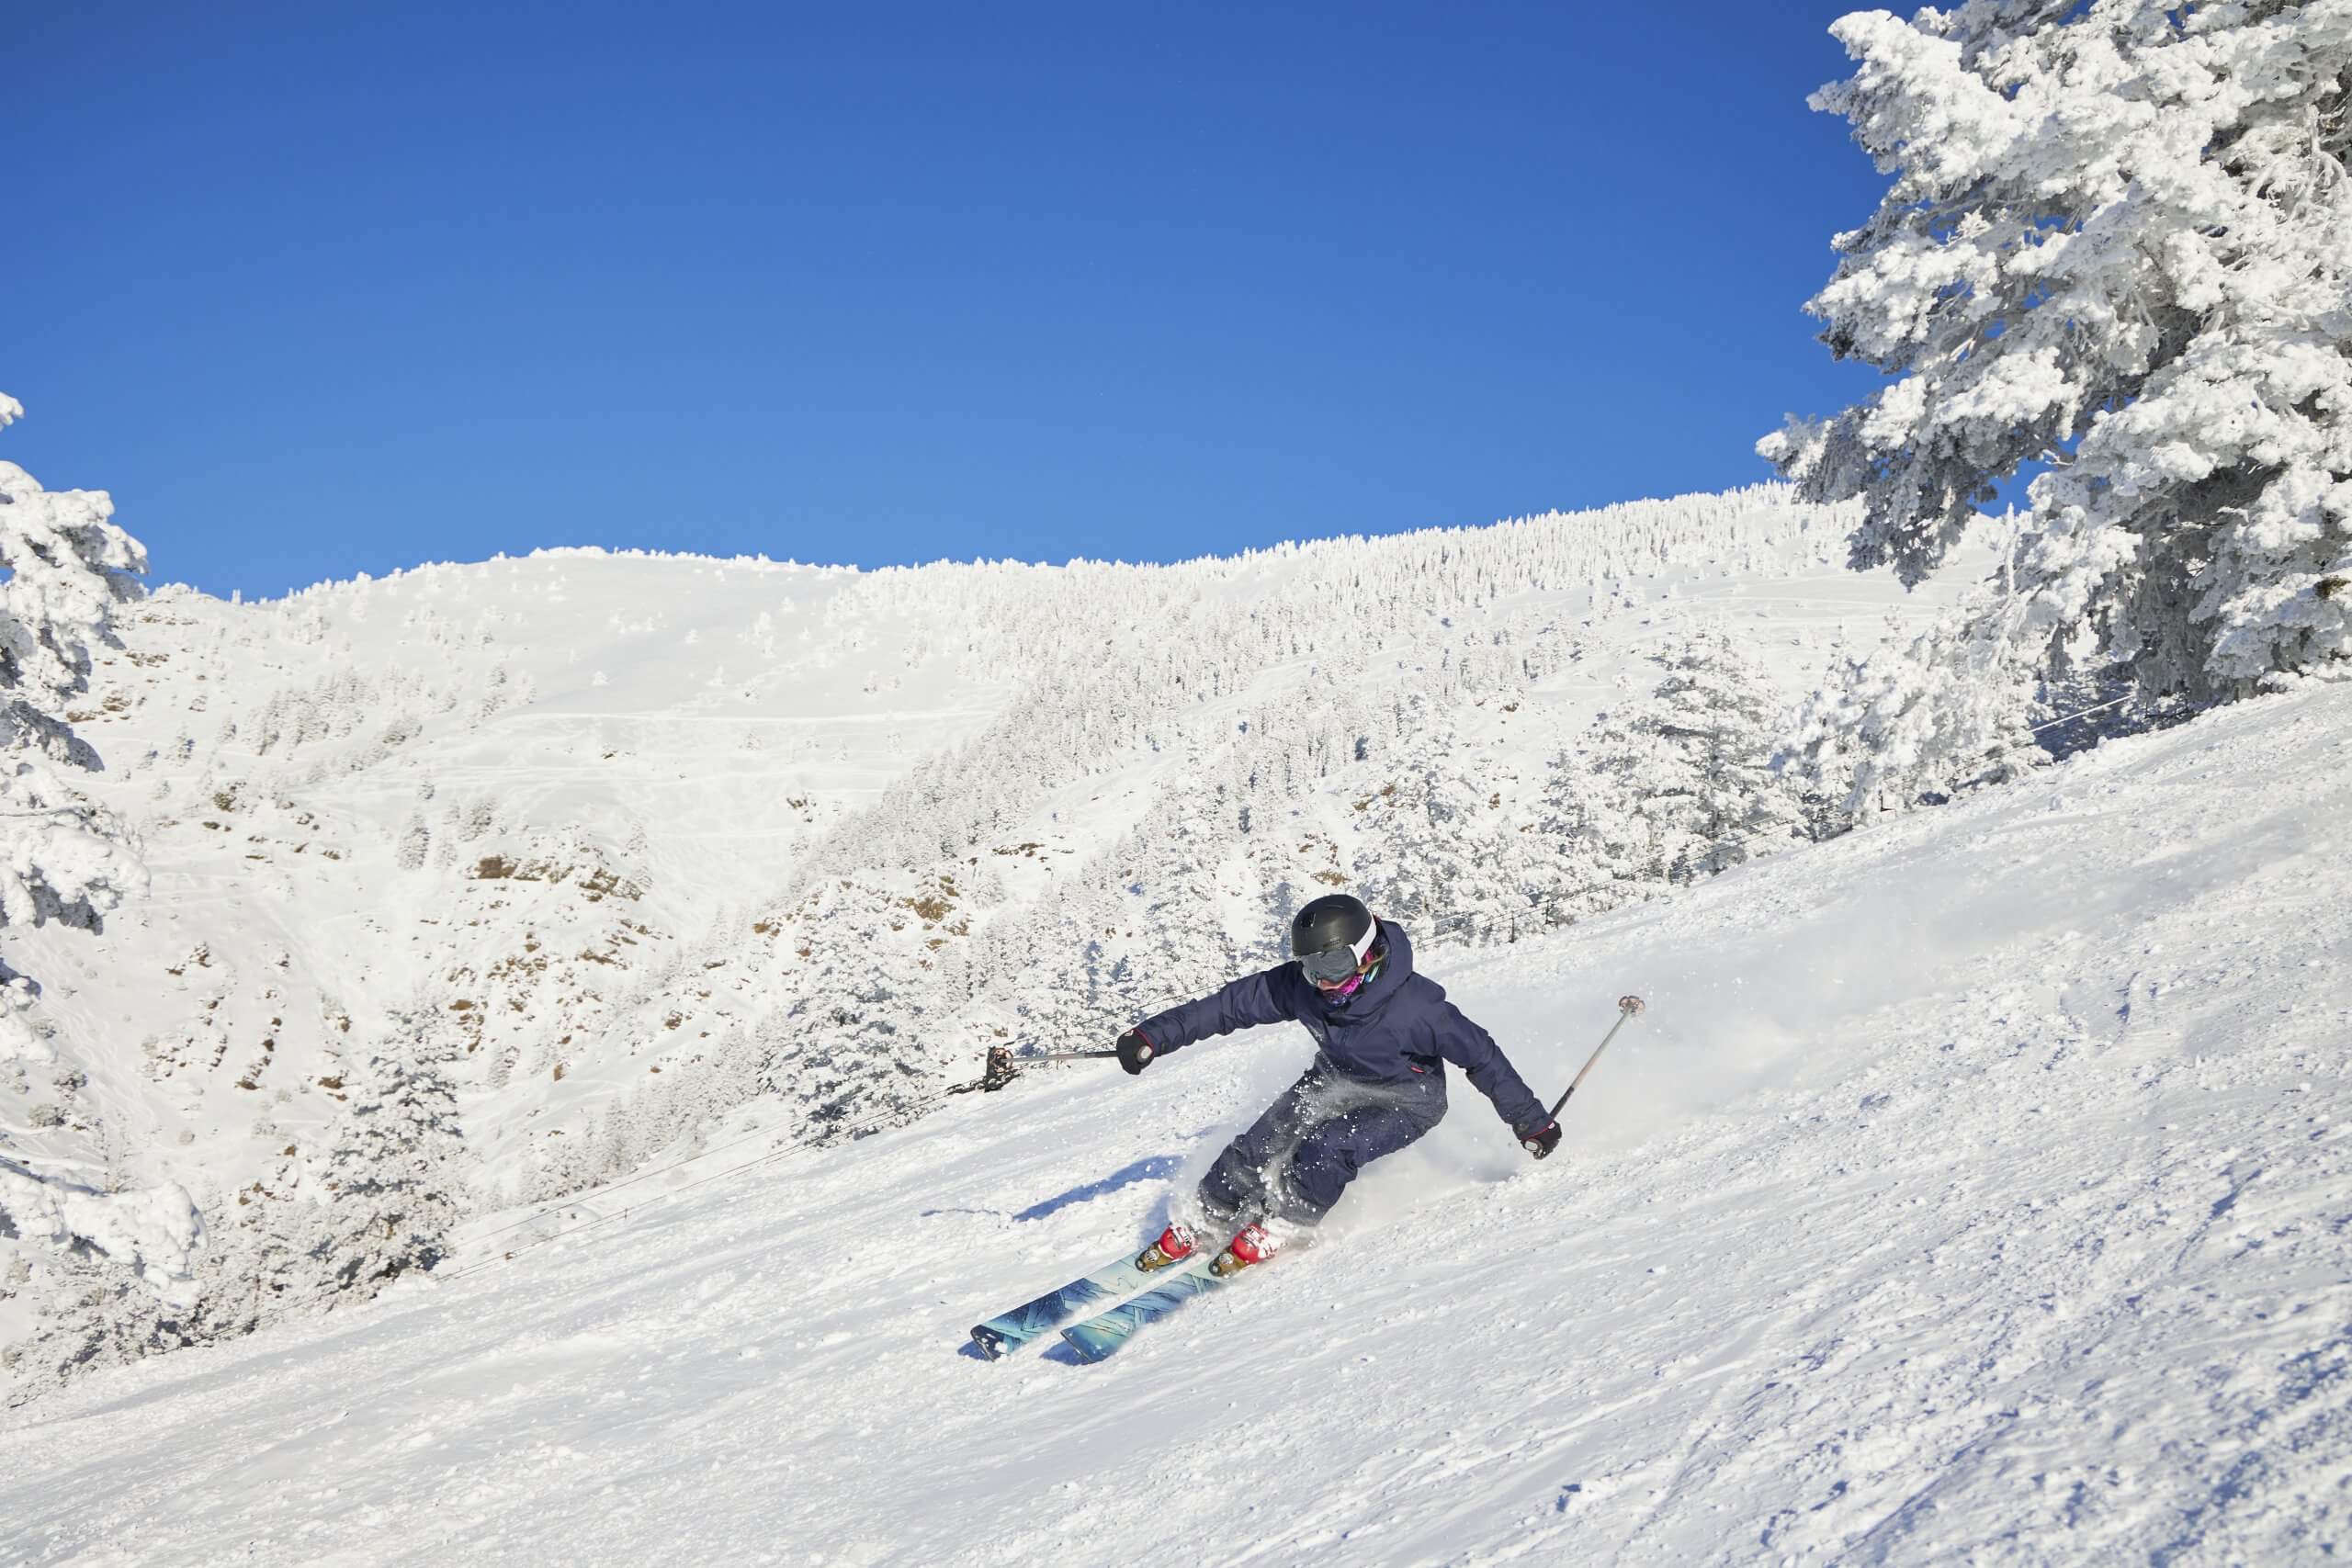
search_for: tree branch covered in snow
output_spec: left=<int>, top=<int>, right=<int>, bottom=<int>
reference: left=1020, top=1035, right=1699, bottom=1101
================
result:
left=0, top=1160, right=200, bottom=1306
left=1764, top=0, right=2352, bottom=705
left=0, top=392, right=149, bottom=929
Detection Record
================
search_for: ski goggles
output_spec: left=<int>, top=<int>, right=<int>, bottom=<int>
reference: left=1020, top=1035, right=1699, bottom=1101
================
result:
left=1300, top=947, right=1365, bottom=986
left=1298, top=924, right=1380, bottom=987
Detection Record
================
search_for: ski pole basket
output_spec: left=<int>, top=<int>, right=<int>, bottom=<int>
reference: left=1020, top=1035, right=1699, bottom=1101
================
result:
left=949, top=1045, right=1021, bottom=1095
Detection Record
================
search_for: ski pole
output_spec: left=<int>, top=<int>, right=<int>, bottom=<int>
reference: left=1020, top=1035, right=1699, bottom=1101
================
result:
left=949, top=1044, right=1121, bottom=1095
left=1545, top=995, right=1645, bottom=1122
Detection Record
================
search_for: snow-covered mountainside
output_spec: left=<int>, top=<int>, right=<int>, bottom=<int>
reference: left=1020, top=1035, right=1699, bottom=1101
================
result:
left=4, top=677, right=2342, bottom=1565
left=6, top=484, right=2012, bottom=1393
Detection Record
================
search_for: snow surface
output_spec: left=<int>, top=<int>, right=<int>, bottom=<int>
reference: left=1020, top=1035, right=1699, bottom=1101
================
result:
left=5, top=682, right=2345, bottom=1565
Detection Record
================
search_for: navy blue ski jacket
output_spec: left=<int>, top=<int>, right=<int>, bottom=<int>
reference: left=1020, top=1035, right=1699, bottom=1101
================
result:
left=1136, top=921, right=1546, bottom=1133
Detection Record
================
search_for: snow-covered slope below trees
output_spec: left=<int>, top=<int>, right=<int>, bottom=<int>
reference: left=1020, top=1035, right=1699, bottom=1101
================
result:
left=5, top=487, right=2002, bottom=1393
left=5, top=679, right=2342, bottom=1566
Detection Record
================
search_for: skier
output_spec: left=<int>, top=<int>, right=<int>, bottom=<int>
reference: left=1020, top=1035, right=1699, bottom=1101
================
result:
left=1112, top=892, right=1560, bottom=1278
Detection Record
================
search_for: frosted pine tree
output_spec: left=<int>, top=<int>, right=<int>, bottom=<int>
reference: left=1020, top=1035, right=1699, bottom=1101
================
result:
left=0, top=391, right=148, bottom=930
left=16, top=1247, right=158, bottom=1395
left=1781, top=595, right=2045, bottom=823
left=1762, top=1, right=2352, bottom=720
left=1545, top=631, right=1799, bottom=892
left=394, top=810, right=431, bottom=870
left=1003, top=885, right=1100, bottom=1051
left=1350, top=733, right=1455, bottom=932
left=1351, top=709, right=1530, bottom=945
left=185, top=1183, right=331, bottom=1342
left=1625, top=629, right=1802, bottom=880
left=314, top=1016, right=469, bottom=1292
left=10, top=1173, right=209, bottom=1398
left=1114, top=758, right=1245, bottom=1011
left=767, top=881, right=932, bottom=1132
left=1527, top=750, right=1648, bottom=925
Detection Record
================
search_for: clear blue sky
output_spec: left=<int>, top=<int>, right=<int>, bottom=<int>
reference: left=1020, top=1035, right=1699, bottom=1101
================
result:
left=15, top=3, right=1889, bottom=598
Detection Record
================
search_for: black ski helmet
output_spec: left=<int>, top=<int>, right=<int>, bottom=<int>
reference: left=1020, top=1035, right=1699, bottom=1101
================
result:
left=1291, top=893, right=1380, bottom=985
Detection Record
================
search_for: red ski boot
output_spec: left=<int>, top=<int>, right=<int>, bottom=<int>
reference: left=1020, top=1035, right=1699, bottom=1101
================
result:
left=1209, top=1222, right=1283, bottom=1278
left=1136, top=1222, right=1201, bottom=1272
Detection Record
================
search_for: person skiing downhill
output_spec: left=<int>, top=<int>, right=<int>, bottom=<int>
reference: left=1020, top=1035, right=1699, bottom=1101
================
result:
left=1111, top=892, right=1561, bottom=1278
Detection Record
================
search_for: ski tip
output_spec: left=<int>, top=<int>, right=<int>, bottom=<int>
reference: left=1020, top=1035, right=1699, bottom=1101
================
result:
left=1058, top=1325, right=1120, bottom=1364
left=969, top=1325, right=1009, bottom=1361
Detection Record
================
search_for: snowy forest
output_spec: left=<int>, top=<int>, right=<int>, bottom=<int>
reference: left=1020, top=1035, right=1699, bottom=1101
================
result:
left=5, top=0, right=2347, bottom=1427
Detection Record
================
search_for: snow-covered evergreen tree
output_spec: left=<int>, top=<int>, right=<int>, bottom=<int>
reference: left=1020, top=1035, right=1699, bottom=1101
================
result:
left=1781, top=597, right=2045, bottom=823
left=761, top=880, right=937, bottom=1128
left=1615, top=629, right=1802, bottom=880
left=1526, top=752, right=1648, bottom=925
left=1762, top=2, right=2352, bottom=705
left=1539, top=630, right=1800, bottom=895
left=1351, top=703, right=1528, bottom=942
left=1114, top=766, right=1247, bottom=1020
left=394, top=809, right=431, bottom=870
left=0, top=391, right=148, bottom=929
left=313, top=1015, right=469, bottom=1290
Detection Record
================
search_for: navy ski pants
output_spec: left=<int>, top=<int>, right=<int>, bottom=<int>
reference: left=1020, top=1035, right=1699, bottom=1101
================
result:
left=1199, top=1058, right=1447, bottom=1225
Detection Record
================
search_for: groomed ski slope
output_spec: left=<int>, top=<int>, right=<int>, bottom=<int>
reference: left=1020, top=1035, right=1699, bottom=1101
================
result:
left=5, top=686, right=2346, bottom=1565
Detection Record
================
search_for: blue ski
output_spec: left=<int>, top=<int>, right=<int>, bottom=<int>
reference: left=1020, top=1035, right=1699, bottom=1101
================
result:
left=1059, top=1254, right=1236, bottom=1362
left=969, top=1246, right=1171, bottom=1359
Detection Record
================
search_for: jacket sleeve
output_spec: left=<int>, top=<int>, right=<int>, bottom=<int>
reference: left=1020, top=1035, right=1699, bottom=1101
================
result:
left=1432, top=999, right=1545, bottom=1132
left=1137, top=966, right=1296, bottom=1055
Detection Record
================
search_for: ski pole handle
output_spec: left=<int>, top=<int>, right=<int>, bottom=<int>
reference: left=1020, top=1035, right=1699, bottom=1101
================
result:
left=1545, top=995, right=1645, bottom=1122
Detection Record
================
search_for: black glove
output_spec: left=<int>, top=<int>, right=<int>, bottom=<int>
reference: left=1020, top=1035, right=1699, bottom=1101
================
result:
left=1115, top=1029, right=1156, bottom=1076
left=1517, top=1118, right=1561, bottom=1160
